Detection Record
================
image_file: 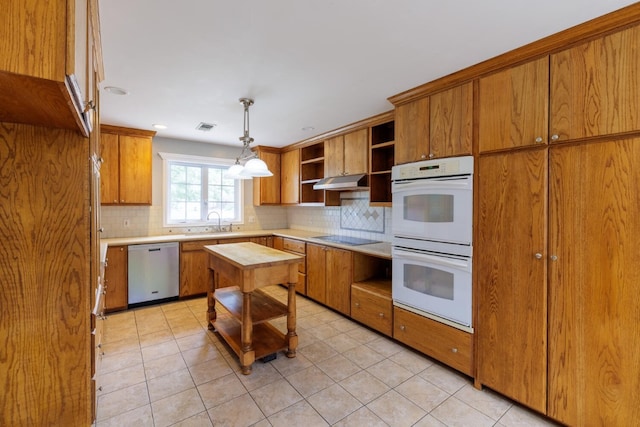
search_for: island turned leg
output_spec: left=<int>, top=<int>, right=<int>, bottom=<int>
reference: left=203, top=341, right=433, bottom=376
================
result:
left=285, top=281, right=298, bottom=358
left=207, top=269, right=217, bottom=330
left=240, top=291, right=255, bottom=374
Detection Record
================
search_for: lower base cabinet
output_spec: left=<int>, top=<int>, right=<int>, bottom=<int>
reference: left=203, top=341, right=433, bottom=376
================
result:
left=306, top=243, right=352, bottom=315
left=104, top=246, right=128, bottom=311
left=393, top=307, right=473, bottom=376
left=351, top=281, right=392, bottom=336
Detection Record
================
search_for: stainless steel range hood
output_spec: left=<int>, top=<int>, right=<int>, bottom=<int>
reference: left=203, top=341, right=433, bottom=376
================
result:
left=313, top=174, right=368, bottom=191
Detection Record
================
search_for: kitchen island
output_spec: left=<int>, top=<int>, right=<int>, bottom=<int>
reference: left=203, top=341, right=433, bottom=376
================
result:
left=204, top=242, right=302, bottom=374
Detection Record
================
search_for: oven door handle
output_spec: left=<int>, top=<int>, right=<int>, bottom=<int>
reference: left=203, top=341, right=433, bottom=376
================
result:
left=392, top=178, right=471, bottom=191
left=393, top=248, right=470, bottom=269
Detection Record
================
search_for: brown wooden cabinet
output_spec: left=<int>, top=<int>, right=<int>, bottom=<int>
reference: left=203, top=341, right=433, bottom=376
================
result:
left=369, top=119, right=395, bottom=206
left=280, top=149, right=300, bottom=204
left=325, top=129, right=369, bottom=177
left=100, top=125, right=155, bottom=205
left=0, top=0, right=103, bottom=135
left=104, top=246, right=128, bottom=311
left=306, top=243, right=352, bottom=315
left=429, top=83, right=473, bottom=157
left=478, top=57, right=550, bottom=152
left=550, top=24, right=640, bottom=142
left=252, top=146, right=281, bottom=206
left=547, top=138, right=640, bottom=426
left=299, top=142, right=325, bottom=204
left=180, top=239, right=218, bottom=297
left=394, top=307, right=473, bottom=376
left=395, top=97, right=430, bottom=164
left=1, top=124, right=93, bottom=426
left=273, top=237, right=307, bottom=295
left=476, top=149, right=548, bottom=413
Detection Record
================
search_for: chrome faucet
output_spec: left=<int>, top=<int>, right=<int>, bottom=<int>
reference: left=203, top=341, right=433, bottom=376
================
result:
left=206, top=211, right=221, bottom=232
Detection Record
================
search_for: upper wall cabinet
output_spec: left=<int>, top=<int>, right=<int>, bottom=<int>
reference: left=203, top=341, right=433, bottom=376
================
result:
left=395, top=83, right=472, bottom=164
left=478, top=57, right=550, bottom=153
left=100, top=125, right=155, bottom=205
left=395, top=97, right=430, bottom=164
left=252, top=146, right=281, bottom=206
left=325, top=129, right=369, bottom=177
left=281, top=149, right=300, bottom=205
left=550, top=23, right=640, bottom=142
left=0, top=0, right=103, bottom=135
left=429, top=83, right=473, bottom=158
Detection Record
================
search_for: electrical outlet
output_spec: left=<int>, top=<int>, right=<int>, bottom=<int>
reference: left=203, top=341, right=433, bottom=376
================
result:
left=248, top=216, right=256, bottom=223
left=123, top=219, right=130, bottom=228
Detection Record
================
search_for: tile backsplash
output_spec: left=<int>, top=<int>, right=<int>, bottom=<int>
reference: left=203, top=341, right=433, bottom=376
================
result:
left=101, top=190, right=392, bottom=242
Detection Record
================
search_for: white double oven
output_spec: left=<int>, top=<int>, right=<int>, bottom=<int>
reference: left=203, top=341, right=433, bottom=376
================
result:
left=391, top=156, right=474, bottom=332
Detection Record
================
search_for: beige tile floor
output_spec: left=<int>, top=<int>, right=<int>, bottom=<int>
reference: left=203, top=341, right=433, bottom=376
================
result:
left=96, top=286, right=559, bottom=427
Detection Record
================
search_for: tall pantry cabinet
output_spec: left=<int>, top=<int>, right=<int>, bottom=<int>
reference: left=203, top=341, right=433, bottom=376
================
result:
left=476, top=20, right=640, bottom=426
left=0, top=0, right=104, bottom=425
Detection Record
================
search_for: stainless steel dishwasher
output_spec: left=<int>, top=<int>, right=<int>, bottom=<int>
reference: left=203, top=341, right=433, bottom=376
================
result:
left=128, top=242, right=179, bottom=305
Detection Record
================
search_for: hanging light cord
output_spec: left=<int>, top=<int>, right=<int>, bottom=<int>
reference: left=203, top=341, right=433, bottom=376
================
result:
left=236, top=98, right=256, bottom=163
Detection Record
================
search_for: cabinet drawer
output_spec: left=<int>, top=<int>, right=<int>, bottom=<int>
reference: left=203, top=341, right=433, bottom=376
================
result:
left=181, top=239, right=218, bottom=252
left=283, top=238, right=305, bottom=254
left=351, top=285, right=392, bottom=336
left=393, top=307, right=473, bottom=376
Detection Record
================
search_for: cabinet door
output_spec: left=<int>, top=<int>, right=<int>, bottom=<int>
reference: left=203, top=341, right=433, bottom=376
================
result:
left=547, top=138, right=640, bottom=425
left=306, top=243, right=326, bottom=304
left=325, top=247, right=352, bottom=316
left=104, top=246, right=128, bottom=311
left=343, top=129, right=368, bottom=175
left=99, top=132, right=119, bottom=204
left=429, top=83, right=473, bottom=158
left=550, top=24, right=640, bottom=142
left=281, top=149, right=299, bottom=204
left=119, top=135, right=152, bottom=204
left=395, top=97, right=429, bottom=164
left=325, top=135, right=344, bottom=177
left=478, top=57, right=549, bottom=152
left=180, top=250, right=210, bottom=297
left=476, top=149, right=548, bottom=413
left=253, top=149, right=281, bottom=205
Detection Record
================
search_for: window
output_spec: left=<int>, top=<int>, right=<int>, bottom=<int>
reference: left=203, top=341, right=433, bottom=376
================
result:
left=159, top=152, right=243, bottom=226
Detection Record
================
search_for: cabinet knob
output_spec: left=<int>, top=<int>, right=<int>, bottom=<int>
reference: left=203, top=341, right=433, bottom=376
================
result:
left=120, top=199, right=125, bottom=203
left=535, top=136, right=543, bottom=143
left=378, top=312, right=384, bottom=318
left=451, top=348, right=458, bottom=353
left=420, top=154, right=426, bottom=159
left=113, top=199, right=117, bottom=203
left=355, top=302, right=360, bottom=308
left=550, top=255, right=558, bottom=261
left=428, top=153, right=434, bottom=159
left=400, top=325, right=406, bottom=331
left=550, top=134, right=559, bottom=141
left=534, top=253, right=543, bottom=259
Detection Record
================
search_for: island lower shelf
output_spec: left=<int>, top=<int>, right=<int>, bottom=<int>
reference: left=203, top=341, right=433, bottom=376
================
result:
left=212, top=286, right=289, bottom=360
left=212, top=314, right=287, bottom=360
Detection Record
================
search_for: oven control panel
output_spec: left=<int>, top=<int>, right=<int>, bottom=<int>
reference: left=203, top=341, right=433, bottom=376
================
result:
left=392, top=156, right=474, bottom=180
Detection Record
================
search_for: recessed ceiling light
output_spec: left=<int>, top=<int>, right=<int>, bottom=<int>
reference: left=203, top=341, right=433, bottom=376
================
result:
left=152, top=124, right=168, bottom=130
left=104, top=86, right=129, bottom=95
left=302, top=126, right=315, bottom=132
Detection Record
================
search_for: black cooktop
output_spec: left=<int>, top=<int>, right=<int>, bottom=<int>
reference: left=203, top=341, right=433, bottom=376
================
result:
left=313, top=235, right=381, bottom=246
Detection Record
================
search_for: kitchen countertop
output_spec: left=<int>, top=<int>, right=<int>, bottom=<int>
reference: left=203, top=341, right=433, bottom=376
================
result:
left=101, top=229, right=391, bottom=259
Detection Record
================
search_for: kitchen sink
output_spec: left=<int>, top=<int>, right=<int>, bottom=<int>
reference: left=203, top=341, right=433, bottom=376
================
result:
left=313, top=235, right=381, bottom=246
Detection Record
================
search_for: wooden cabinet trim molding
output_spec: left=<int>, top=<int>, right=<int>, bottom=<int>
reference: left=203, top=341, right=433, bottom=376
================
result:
left=100, top=124, right=157, bottom=138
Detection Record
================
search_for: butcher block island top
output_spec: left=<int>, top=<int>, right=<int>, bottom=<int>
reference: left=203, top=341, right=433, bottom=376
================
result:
left=204, top=242, right=302, bottom=374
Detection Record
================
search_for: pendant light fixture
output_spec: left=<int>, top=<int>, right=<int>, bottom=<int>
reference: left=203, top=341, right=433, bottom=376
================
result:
left=225, top=98, right=273, bottom=179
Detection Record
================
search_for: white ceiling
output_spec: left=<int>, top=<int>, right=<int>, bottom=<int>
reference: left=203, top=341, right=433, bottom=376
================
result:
left=98, top=0, right=636, bottom=148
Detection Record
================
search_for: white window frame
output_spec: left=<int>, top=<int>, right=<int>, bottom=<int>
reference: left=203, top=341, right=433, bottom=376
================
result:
left=159, top=152, right=244, bottom=227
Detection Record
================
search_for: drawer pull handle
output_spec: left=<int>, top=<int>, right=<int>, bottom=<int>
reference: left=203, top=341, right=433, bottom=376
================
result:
left=378, top=313, right=384, bottom=318
left=451, top=348, right=458, bottom=353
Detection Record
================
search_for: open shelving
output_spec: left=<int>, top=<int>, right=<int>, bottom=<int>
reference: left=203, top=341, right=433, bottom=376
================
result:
left=369, top=120, right=395, bottom=206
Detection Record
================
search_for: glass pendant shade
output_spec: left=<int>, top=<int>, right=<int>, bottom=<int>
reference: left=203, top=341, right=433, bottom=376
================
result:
left=225, top=163, right=252, bottom=180
left=239, top=158, right=273, bottom=177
